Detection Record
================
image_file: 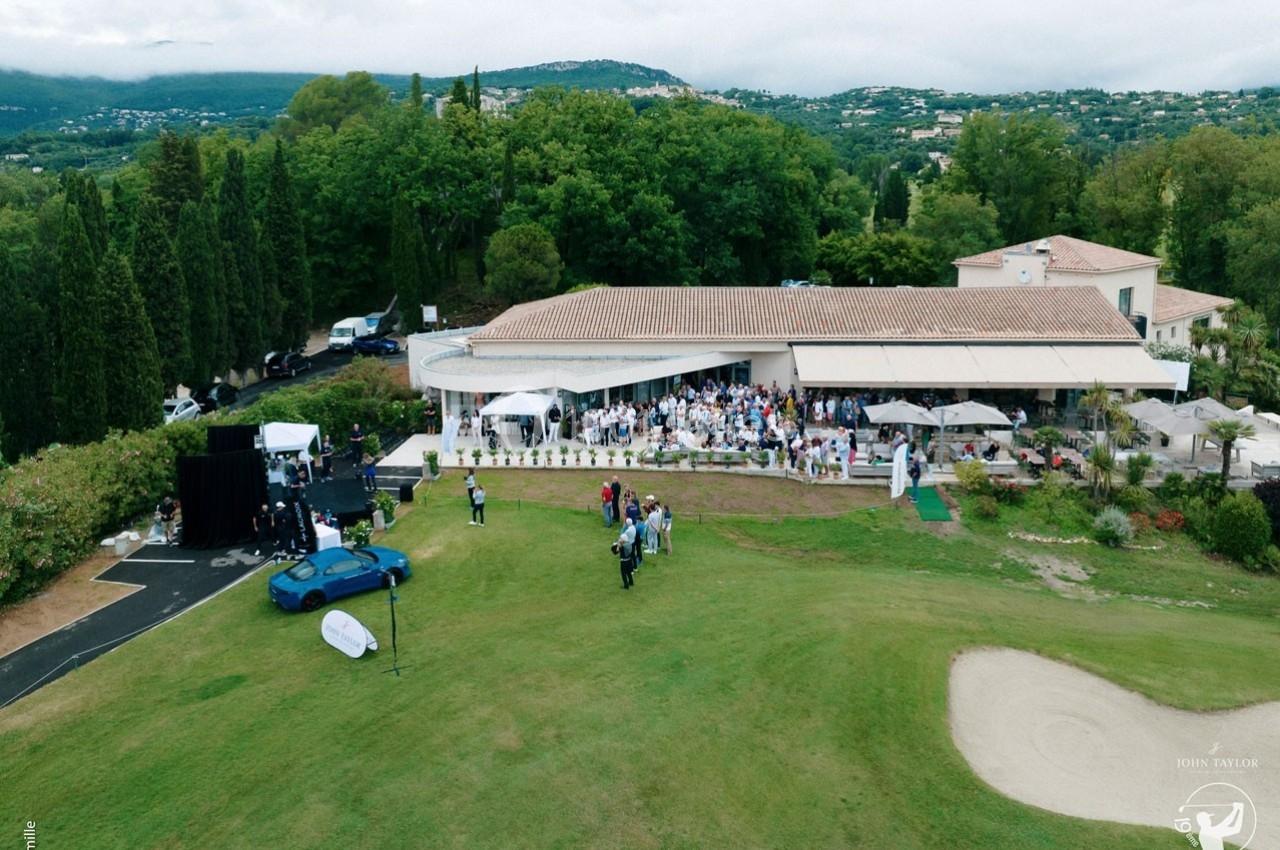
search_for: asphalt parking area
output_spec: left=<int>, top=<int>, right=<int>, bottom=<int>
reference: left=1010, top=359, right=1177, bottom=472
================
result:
left=0, top=544, right=269, bottom=709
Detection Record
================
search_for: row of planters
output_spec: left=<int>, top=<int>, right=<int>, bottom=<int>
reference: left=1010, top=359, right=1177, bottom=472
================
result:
left=448, top=446, right=777, bottom=470
left=0, top=360, right=420, bottom=608
left=954, top=456, right=1278, bottom=572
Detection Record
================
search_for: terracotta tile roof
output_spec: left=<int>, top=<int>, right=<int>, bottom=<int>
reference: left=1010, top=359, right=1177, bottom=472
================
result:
left=471, top=286, right=1141, bottom=343
left=954, top=235, right=1162, bottom=272
left=1154, top=284, right=1234, bottom=324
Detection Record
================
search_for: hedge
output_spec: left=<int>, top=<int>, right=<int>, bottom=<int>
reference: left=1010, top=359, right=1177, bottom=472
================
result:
left=0, top=359, right=416, bottom=607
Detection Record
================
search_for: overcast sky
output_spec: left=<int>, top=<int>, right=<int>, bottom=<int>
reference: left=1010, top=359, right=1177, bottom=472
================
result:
left=3, top=0, right=1280, bottom=95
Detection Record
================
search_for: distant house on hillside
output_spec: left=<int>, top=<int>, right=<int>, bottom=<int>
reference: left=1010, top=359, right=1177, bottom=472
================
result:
left=954, top=235, right=1232, bottom=344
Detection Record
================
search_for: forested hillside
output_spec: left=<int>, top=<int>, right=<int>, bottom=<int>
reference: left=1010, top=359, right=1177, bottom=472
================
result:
left=4, top=69, right=1280, bottom=462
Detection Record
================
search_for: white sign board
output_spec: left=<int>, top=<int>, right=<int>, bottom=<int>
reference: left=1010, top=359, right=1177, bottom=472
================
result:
left=320, top=609, right=379, bottom=659
left=1155, top=359, right=1191, bottom=393
left=422, top=304, right=438, bottom=324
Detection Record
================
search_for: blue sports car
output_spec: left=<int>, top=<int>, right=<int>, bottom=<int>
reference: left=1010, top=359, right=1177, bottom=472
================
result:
left=351, top=335, right=400, bottom=356
left=268, top=546, right=411, bottom=612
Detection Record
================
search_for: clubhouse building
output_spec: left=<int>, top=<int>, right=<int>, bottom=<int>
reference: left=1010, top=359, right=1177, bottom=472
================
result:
left=409, top=282, right=1178, bottom=418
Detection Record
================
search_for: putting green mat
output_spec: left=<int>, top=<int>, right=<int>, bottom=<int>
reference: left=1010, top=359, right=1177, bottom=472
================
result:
left=914, top=486, right=952, bottom=521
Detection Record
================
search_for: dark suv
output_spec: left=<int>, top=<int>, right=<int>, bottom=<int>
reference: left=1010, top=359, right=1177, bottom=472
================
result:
left=265, top=351, right=313, bottom=379
left=191, top=382, right=240, bottom=413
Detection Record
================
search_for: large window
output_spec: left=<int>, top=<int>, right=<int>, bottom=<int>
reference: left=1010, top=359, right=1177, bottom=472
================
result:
left=1118, top=287, right=1133, bottom=317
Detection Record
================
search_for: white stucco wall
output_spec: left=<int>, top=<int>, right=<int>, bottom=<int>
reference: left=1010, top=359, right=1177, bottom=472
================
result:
left=1150, top=309, right=1226, bottom=347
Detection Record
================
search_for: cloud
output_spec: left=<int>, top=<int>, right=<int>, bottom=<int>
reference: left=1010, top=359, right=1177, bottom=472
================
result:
left=1, top=0, right=1279, bottom=94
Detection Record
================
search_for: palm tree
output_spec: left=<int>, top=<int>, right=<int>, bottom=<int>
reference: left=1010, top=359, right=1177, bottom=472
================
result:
left=1080, top=381, right=1113, bottom=437
left=1206, top=419, right=1256, bottom=481
left=1087, top=445, right=1117, bottom=500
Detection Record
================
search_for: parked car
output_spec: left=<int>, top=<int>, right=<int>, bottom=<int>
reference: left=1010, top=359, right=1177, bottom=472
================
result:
left=162, top=397, right=201, bottom=424
left=268, top=546, right=412, bottom=612
left=265, top=351, right=313, bottom=378
left=191, top=382, right=239, bottom=414
left=352, top=335, right=401, bottom=356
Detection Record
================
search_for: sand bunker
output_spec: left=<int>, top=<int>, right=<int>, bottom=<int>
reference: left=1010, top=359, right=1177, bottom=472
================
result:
left=950, top=648, right=1280, bottom=847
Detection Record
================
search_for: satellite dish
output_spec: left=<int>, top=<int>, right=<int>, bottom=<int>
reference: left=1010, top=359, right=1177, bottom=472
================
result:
left=1017, top=269, right=1032, bottom=285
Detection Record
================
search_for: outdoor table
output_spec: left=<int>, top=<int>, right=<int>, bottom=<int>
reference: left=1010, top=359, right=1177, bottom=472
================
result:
left=1020, top=449, right=1046, bottom=468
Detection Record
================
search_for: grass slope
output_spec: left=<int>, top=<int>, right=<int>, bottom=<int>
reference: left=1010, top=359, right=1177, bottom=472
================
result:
left=1, top=471, right=1276, bottom=848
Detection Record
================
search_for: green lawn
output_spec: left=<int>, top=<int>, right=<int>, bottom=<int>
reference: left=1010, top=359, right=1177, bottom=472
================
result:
left=2, top=471, right=1278, bottom=849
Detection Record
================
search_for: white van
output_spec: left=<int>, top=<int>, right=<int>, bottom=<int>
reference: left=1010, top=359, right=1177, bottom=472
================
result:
left=328, top=317, right=373, bottom=350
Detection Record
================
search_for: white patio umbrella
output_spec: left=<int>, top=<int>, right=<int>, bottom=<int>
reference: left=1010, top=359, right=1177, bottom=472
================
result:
left=1122, top=398, right=1174, bottom=426
left=1143, top=405, right=1220, bottom=461
left=861, top=400, right=935, bottom=426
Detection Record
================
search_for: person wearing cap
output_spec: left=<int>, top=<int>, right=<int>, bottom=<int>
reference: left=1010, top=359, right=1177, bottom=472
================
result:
left=272, top=500, right=292, bottom=557
left=645, top=499, right=663, bottom=554
left=614, top=530, right=634, bottom=589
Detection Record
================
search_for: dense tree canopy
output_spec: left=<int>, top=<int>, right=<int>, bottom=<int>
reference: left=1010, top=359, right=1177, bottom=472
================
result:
left=484, top=223, right=562, bottom=302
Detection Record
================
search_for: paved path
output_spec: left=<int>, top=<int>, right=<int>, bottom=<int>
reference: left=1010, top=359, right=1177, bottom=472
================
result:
left=0, top=544, right=269, bottom=709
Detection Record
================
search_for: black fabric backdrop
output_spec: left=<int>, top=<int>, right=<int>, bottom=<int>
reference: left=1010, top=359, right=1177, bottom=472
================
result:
left=206, top=424, right=260, bottom=455
left=177, top=449, right=268, bottom=548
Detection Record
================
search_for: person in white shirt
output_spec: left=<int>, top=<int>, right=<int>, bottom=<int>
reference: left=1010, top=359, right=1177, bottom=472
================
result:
left=471, top=411, right=482, bottom=447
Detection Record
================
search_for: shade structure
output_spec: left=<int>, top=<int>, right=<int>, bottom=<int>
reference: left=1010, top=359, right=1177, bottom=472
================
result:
left=261, top=422, right=321, bottom=456
left=1143, top=406, right=1218, bottom=437
left=792, top=343, right=1175, bottom=389
left=479, top=392, right=556, bottom=447
left=478, top=392, right=555, bottom=418
left=1173, top=398, right=1250, bottom=423
left=862, top=400, right=936, bottom=426
left=928, top=401, right=1012, bottom=429
left=1122, top=398, right=1174, bottom=426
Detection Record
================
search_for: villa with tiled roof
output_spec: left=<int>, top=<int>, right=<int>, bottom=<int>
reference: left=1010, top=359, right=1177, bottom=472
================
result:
left=954, top=235, right=1231, bottom=345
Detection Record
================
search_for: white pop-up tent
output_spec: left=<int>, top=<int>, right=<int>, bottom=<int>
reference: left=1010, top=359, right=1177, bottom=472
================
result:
left=261, top=422, right=322, bottom=457
left=479, top=392, right=556, bottom=448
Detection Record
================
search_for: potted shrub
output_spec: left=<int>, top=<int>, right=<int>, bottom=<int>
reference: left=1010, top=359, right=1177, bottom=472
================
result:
left=574, top=448, right=583, bottom=466
left=757, top=450, right=770, bottom=469
left=689, top=451, right=699, bottom=470
left=560, top=445, right=569, bottom=466
left=623, top=449, right=633, bottom=467
left=488, top=447, right=499, bottom=466
left=517, top=449, right=527, bottom=466
left=530, top=448, right=540, bottom=467
left=423, top=450, right=440, bottom=479
left=374, top=490, right=399, bottom=528
left=455, top=448, right=466, bottom=467
left=349, top=519, right=374, bottom=548
left=589, top=448, right=598, bottom=466
left=606, top=448, right=617, bottom=467
left=544, top=450, right=553, bottom=467
left=503, top=448, right=512, bottom=466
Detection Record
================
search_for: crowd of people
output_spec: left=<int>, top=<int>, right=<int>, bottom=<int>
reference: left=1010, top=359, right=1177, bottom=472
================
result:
left=599, top=475, right=673, bottom=591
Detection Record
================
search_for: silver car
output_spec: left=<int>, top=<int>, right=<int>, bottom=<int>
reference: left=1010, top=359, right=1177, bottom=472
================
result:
left=162, top=397, right=201, bottom=424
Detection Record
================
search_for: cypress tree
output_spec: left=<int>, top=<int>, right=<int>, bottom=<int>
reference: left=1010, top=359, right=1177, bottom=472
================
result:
left=218, top=149, right=264, bottom=371
left=408, top=73, right=423, bottom=110
left=201, top=198, right=231, bottom=376
left=449, top=78, right=470, bottom=108
left=258, top=236, right=282, bottom=347
left=0, top=250, right=55, bottom=459
left=150, top=131, right=204, bottom=228
left=78, top=174, right=109, bottom=262
left=880, top=169, right=910, bottom=227
left=100, top=249, right=163, bottom=432
left=500, top=141, right=515, bottom=208
left=107, top=178, right=133, bottom=251
left=54, top=204, right=109, bottom=443
left=471, top=66, right=481, bottom=111
left=177, top=201, right=219, bottom=386
left=391, top=197, right=424, bottom=333
left=132, top=195, right=192, bottom=393
left=221, top=240, right=244, bottom=371
left=264, top=140, right=311, bottom=351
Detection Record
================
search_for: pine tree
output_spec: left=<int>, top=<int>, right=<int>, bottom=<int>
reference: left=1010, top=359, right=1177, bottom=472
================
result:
left=218, top=149, right=264, bottom=371
left=449, top=78, right=470, bottom=108
left=391, top=197, right=424, bottom=333
left=54, top=204, right=109, bottom=443
left=150, top=132, right=204, bottom=228
left=408, top=73, right=423, bottom=110
left=132, top=195, right=192, bottom=393
left=0, top=249, right=55, bottom=459
left=177, top=201, right=219, bottom=386
left=471, top=66, right=481, bottom=111
left=77, top=174, right=109, bottom=262
left=264, top=140, right=311, bottom=350
left=100, top=249, right=163, bottom=432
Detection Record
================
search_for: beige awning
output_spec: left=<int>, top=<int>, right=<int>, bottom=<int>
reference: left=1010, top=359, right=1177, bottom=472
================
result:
left=793, top=344, right=1175, bottom=389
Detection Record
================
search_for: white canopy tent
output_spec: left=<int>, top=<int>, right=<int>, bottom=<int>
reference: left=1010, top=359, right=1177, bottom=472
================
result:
left=261, top=422, right=322, bottom=457
left=479, top=392, right=556, bottom=448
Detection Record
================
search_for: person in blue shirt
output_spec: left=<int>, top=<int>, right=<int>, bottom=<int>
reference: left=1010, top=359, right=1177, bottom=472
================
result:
left=363, top=453, right=377, bottom=493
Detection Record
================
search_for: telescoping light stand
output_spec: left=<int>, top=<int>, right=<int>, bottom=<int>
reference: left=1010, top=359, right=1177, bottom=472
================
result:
left=382, top=572, right=409, bottom=677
